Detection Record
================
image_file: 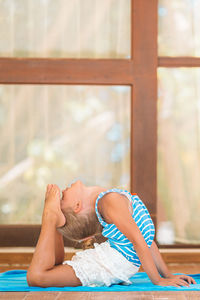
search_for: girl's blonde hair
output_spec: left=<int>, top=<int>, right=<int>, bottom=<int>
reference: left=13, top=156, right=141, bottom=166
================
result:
left=58, top=209, right=104, bottom=249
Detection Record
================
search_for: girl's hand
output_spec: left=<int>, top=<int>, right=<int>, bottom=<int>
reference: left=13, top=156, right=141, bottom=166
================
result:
left=157, top=274, right=196, bottom=287
left=43, top=184, right=66, bottom=228
left=167, top=274, right=196, bottom=284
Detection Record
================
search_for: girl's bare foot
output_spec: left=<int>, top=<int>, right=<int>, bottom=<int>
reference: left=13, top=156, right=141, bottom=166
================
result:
left=44, top=184, right=66, bottom=228
left=45, top=184, right=53, bottom=199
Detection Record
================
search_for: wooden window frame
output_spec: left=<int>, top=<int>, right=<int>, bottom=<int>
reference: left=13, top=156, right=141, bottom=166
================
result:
left=158, top=56, right=200, bottom=249
left=0, top=0, right=199, bottom=248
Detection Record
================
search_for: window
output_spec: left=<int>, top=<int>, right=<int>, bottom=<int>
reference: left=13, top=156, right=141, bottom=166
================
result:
left=0, top=0, right=130, bottom=58
left=0, top=84, right=130, bottom=224
left=0, top=0, right=157, bottom=247
left=157, top=0, right=200, bottom=246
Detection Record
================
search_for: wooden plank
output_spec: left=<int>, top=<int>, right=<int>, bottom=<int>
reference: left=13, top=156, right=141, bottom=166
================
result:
left=159, top=244, right=200, bottom=249
left=0, top=252, right=33, bottom=264
left=158, top=56, right=200, bottom=67
left=139, top=263, right=200, bottom=274
left=0, top=225, right=41, bottom=247
left=0, top=252, right=74, bottom=265
left=0, top=58, right=134, bottom=85
left=58, top=293, right=92, bottom=300
left=0, top=266, right=29, bottom=272
left=0, top=292, right=27, bottom=299
left=161, top=252, right=200, bottom=264
left=130, top=0, right=157, bottom=217
left=25, top=292, right=60, bottom=299
left=163, top=263, right=200, bottom=274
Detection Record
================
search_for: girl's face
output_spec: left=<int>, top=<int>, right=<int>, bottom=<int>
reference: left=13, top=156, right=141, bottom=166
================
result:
left=61, top=180, right=85, bottom=212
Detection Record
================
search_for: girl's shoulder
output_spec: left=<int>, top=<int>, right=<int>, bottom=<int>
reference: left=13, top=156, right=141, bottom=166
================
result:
left=95, top=188, right=133, bottom=225
left=96, top=187, right=134, bottom=199
left=96, top=188, right=138, bottom=207
left=96, top=188, right=129, bottom=207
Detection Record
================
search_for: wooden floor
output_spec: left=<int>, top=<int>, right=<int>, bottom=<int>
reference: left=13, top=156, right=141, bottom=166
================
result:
left=0, top=291, right=200, bottom=300
left=0, top=264, right=200, bottom=299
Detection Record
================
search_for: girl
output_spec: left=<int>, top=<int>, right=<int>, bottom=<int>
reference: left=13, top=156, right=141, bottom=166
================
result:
left=27, top=180, right=196, bottom=288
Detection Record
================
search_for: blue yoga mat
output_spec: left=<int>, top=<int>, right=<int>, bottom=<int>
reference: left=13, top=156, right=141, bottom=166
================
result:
left=0, top=270, right=200, bottom=292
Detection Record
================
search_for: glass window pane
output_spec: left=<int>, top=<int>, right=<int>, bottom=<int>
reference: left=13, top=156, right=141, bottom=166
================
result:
left=0, top=0, right=130, bottom=58
left=157, top=68, right=200, bottom=245
left=0, top=85, right=130, bottom=224
left=158, top=0, right=200, bottom=56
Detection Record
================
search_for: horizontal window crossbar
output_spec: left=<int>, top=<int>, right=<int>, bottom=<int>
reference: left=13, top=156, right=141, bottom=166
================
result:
left=158, top=57, right=200, bottom=68
left=0, top=58, right=135, bottom=85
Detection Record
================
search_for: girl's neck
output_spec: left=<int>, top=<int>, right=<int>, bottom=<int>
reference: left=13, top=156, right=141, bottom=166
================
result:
left=80, top=185, right=107, bottom=213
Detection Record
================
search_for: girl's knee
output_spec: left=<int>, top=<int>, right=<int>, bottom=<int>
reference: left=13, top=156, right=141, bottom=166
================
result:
left=27, top=269, right=44, bottom=287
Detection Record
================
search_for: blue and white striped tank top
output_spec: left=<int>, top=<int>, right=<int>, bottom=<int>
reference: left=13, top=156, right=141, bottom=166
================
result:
left=95, top=188, right=155, bottom=268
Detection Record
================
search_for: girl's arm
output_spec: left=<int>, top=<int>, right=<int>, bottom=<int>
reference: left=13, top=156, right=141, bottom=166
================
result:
left=101, top=193, right=195, bottom=287
left=150, top=240, right=196, bottom=284
left=150, top=240, right=172, bottom=278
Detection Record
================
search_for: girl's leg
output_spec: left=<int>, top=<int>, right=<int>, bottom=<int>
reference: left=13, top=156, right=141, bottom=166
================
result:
left=27, top=184, right=81, bottom=287
left=55, top=229, right=65, bottom=265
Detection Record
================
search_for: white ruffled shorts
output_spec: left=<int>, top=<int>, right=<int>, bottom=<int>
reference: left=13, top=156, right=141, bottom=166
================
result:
left=63, top=241, right=139, bottom=287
